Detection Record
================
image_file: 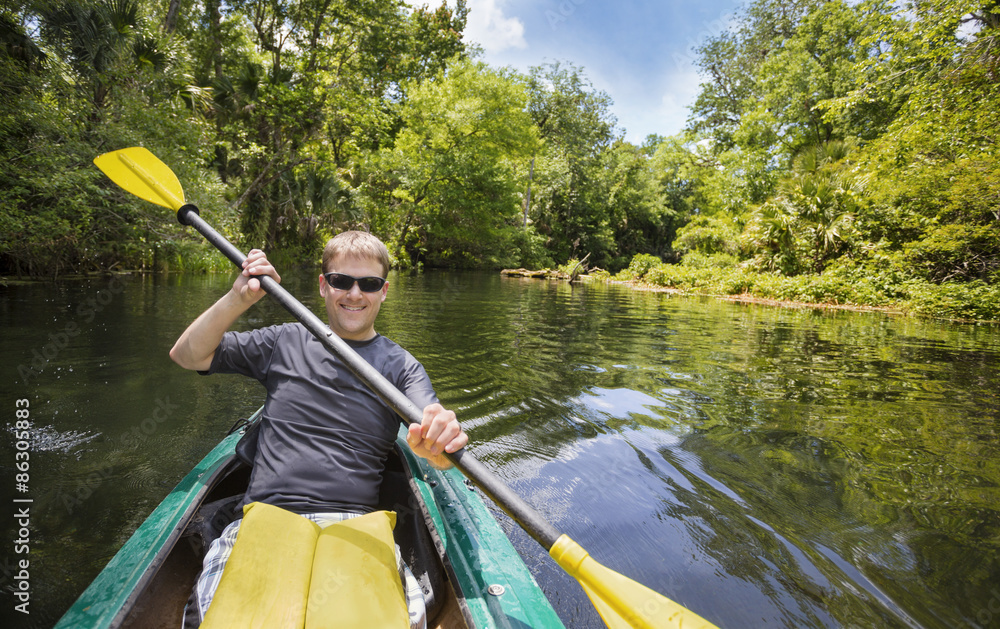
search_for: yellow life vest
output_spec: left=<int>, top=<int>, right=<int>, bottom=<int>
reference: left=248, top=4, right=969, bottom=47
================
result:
left=202, top=502, right=409, bottom=629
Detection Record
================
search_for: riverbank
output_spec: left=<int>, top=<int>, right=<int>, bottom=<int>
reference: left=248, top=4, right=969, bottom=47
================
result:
left=503, top=262, right=999, bottom=323
left=501, top=267, right=902, bottom=315
left=633, top=254, right=1000, bottom=322
left=616, top=278, right=909, bottom=317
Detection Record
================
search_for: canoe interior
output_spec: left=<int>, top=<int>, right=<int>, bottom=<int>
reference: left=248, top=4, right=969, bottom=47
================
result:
left=55, top=409, right=564, bottom=629
left=119, top=445, right=469, bottom=629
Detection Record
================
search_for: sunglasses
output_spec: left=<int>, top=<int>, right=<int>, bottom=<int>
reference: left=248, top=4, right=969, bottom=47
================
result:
left=323, top=272, right=386, bottom=293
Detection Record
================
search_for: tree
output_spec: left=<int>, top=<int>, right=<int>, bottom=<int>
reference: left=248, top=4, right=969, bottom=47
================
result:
left=689, top=0, right=819, bottom=151
left=752, top=1, right=870, bottom=153
left=522, top=62, right=619, bottom=266
left=0, top=0, right=226, bottom=277
left=37, top=0, right=171, bottom=117
left=620, top=134, right=716, bottom=263
left=365, top=58, right=540, bottom=268
left=688, top=0, right=877, bottom=217
left=843, top=0, right=1000, bottom=283
left=202, top=0, right=471, bottom=259
left=601, top=141, right=670, bottom=268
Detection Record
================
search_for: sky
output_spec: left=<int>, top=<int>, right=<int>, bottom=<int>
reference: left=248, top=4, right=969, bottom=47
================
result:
left=455, top=0, right=746, bottom=145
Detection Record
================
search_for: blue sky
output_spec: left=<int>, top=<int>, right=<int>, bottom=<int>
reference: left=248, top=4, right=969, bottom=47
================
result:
left=456, top=0, right=746, bottom=144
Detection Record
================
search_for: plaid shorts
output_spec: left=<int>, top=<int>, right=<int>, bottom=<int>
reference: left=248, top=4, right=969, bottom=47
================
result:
left=189, top=511, right=426, bottom=629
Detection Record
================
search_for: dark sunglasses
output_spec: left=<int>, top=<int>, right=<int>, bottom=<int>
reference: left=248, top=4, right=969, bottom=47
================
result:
left=323, top=272, right=386, bottom=293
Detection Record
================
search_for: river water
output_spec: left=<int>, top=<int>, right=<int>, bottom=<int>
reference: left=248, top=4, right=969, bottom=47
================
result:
left=1, top=270, right=999, bottom=628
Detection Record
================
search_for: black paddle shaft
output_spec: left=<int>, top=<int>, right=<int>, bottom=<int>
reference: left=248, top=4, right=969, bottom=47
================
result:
left=177, top=205, right=563, bottom=550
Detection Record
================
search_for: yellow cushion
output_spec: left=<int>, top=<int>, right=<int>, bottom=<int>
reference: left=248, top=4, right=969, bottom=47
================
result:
left=201, top=503, right=408, bottom=629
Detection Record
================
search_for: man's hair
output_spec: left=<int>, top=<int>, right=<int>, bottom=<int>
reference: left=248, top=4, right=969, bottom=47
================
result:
left=322, top=231, right=390, bottom=277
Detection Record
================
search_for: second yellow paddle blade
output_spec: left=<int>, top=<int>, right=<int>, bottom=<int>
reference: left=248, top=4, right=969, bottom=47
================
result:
left=550, top=535, right=718, bottom=629
left=94, top=147, right=185, bottom=210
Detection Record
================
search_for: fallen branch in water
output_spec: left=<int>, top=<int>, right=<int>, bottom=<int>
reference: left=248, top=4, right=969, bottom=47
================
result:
left=500, top=268, right=570, bottom=279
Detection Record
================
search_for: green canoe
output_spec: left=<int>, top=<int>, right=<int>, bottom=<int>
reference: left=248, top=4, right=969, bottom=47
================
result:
left=55, top=407, right=565, bottom=628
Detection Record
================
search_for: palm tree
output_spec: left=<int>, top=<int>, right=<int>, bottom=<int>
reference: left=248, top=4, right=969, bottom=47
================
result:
left=745, top=140, right=859, bottom=274
left=791, top=141, right=858, bottom=271
left=40, top=0, right=168, bottom=117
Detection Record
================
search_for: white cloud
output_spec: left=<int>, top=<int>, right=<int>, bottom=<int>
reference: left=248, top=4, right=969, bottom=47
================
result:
left=590, top=65, right=702, bottom=143
left=463, top=0, right=528, bottom=53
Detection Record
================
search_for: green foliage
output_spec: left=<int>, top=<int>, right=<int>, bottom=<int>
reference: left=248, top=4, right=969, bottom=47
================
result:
left=617, top=253, right=662, bottom=280
left=602, top=140, right=678, bottom=269
left=505, top=226, right=554, bottom=270
left=521, top=61, right=677, bottom=271
left=742, top=140, right=860, bottom=273
left=556, top=258, right=582, bottom=276
left=674, top=215, right=741, bottom=256
left=0, top=0, right=225, bottom=277
left=586, top=267, right=611, bottom=281
left=903, top=223, right=1000, bottom=283
left=905, top=279, right=1000, bottom=321
left=681, top=251, right=739, bottom=270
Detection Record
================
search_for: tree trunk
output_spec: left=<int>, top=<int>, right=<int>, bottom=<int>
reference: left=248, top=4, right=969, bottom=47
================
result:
left=207, top=0, right=223, bottom=80
left=163, top=0, right=181, bottom=33
left=523, top=157, right=534, bottom=228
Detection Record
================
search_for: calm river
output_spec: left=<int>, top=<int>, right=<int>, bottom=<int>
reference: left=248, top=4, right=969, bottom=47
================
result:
left=2, top=270, right=999, bottom=628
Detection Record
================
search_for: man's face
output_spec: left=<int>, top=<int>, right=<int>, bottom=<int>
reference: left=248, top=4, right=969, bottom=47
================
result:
left=318, top=254, right=388, bottom=341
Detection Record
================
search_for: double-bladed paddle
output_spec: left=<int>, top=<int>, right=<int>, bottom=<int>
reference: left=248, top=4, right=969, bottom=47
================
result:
left=95, top=146, right=718, bottom=629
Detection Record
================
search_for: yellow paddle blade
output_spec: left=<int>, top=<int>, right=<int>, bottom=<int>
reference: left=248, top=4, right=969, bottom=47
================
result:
left=93, top=147, right=185, bottom=210
left=550, top=535, right=718, bottom=629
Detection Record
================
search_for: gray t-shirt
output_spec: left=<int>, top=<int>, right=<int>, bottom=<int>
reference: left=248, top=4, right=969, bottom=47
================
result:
left=205, top=322, right=437, bottom=514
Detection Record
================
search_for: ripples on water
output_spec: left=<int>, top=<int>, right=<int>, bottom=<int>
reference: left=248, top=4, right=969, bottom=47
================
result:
left=2, top=271, right=998, bottom=628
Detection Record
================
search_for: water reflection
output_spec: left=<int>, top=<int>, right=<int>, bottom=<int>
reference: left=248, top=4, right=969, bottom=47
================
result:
left=1, top=271, right=998, bottom=628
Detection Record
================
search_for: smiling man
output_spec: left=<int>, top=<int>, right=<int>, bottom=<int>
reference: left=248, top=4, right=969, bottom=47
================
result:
left=169, top=230, right=466, bottom=628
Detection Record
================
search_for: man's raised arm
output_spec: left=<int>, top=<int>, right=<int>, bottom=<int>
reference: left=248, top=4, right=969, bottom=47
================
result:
left=169, top=249, right=280, bottom=371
